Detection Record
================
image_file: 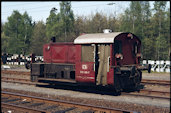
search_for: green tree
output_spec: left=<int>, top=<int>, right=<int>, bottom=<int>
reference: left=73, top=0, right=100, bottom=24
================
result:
left=46, top=2, right=75, bottom=42
left=90, top=12, right=108, bottom=33
left=4, top=10, right=23, bottom=54
left=22, top=12, right=34, bottom=54
left=165, top=8, right=170, bottom=60
left=30, top=21, right=47, bottom=55
left=1, top=32, right=9, bottom=53
left=60, top=1, right=75, bottom=42
left=153, top=1, right=167, bottom=60
left=3, top=10, right=33, bottom=55
left=74, top=16, right=85, bottom=36
left=119, top=1, right=169, bottom=60
left=156, top=35, right=168, bottom=60
left=130, top=1, right=143, bottom=38
left=46, top=7, right=62, bottom=41
left=119, top=8, right=132, bottom=32
left=108, top=14, right=119, bottom=32
left=140, top=1, right=153, bottom=59
left=142, top=37, right=155, bottom=60
left=1, top=23, right=9, bottom=53
left=140, top=1, right=151, bottom=38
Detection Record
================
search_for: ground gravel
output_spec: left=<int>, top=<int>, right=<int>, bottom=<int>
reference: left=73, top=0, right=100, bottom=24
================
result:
left=142, top=72, right=170, bottom=81
left=1, top=82, right=170, bottom=113
left=1, top=66, right=170, bottom=113
left=2, top=65, right=30, bottom=72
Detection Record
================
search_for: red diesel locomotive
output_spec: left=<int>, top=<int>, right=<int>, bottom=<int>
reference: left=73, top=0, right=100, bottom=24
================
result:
left=30, top=31, right=151, bottom=92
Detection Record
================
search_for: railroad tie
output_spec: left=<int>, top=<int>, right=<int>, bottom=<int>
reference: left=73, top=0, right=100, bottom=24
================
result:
left=82, top=110, right=95, bottom=113
left=42, top=105, right=58, bottom=110
left=28, top=102, right=45, bottom=107
left=1, top=97, right=9, bottom=100
left=3, top=98, right=21, bottom=103
left=52, top=107, right=76, bottom=113
left=14, top=101, right=31, bottom=105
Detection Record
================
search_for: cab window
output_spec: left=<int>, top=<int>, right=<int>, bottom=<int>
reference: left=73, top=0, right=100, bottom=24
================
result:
left=132, top=42, right=138, bottom=56
left=114, top=40, right=122, bottom=54
left=81, top=44, right=94, bottom=62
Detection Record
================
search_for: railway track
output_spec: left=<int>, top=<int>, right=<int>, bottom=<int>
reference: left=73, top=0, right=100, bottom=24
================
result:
left=2, top=70, right=170, bottom=86
left=1, top=76, right=35, bottom=85
left=141, top=79, right=170, bottom=86
left=2, top=91, right=135, bottom=113
left=1, top=76, right=30, bottom=82
left=122, top=89, right=170, bottom=100
left=2, top=76, right=170, bottom=101
left=1, top=70, right=170, bottom=100
left=1, top=70, right=30, bottom=75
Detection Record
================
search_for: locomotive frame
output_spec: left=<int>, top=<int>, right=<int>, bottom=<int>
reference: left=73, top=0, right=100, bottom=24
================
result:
left=30, top=32, right=151, bottom=92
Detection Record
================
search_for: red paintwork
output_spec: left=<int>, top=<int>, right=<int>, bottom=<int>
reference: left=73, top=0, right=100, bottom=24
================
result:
left=75, top=62, right=95, bottom=83
left=75, top=45, right=95, bottom=83
left=75, top=45, right=81, bottom=62
left=114, top=33, right=141, bottom=66
left=43, top=42, right=76, bottom=63
left=43, top=44, right=52, bottom=63
left=42, top=32, right=141, bottom=86
left=107, top=44, right=114, bottom=85
left=107, top=68, right=114, bottom=85
left=107, top=33, right=141, bottom=85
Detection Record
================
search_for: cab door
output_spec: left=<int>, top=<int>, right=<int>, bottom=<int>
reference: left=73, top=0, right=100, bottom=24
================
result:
left=75, top=44, right=110, bottom=85
left=96, top=44, right=110, bottom=86
left=75, top=44, right=96, bottom=83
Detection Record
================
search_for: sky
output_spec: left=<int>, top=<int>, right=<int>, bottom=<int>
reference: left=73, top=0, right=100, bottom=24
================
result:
left=1, top=1, right=130, bottom=23
left=1, top=1, right=170, bottom=23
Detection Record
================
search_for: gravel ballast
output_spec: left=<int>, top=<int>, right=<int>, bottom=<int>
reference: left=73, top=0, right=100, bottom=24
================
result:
left=142, top=72, right=170, bottom=81
left=1, top=82, right=170, bottom=113
left=1, top=67, right=170, bottom=113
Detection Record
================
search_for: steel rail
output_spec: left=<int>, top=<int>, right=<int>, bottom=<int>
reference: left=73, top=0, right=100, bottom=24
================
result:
left=1, top=79, right=49, bottom=86
left=1, top=102, right=48, bottom=113
left=139, top=89, right=170, bottom=97
left=2, top=70, right=170, bottom=85
left=1, top=70, right=30, bottom=75
left=122, top=89, right=170, bottom=100
left=2, top=91, right=136, bottom=113
left=2, top=77, right=170, bottom=99
left=1, top=76, right=30, bottom=82
left=1, top=79, right=36, bottom=85
left=141, top=79, right=170, bottom=85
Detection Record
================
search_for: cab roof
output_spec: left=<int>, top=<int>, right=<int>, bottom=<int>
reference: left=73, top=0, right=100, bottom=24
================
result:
left=74, top=32, right=141, bottom=44
left=74, top=32, right=123, bottom=44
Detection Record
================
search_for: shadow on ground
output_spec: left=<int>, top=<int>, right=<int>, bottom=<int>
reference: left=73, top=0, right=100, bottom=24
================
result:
left=36, top=80, right=145, bottom=96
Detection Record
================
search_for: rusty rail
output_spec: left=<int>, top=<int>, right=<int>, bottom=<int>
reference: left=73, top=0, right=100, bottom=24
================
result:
left=2, top=102, right=48, bottom=113
left=1, top=70, right=30, bottom=75
left=1, top=76, right=30, bottom=82
left=2, top=91, right=135, bottom=113
left=122, top=89, right=170, bottom=100
left=141, top=79, right=170, bottom=85
left=139, top=89, right=170, bottom=97
left=2, top=70, right=170, bottom=85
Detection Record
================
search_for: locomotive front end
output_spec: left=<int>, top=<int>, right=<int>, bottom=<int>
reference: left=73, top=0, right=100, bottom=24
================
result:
left=112, top=33, right=151, bottom=91
left=74, top=31, right=151, bottom=92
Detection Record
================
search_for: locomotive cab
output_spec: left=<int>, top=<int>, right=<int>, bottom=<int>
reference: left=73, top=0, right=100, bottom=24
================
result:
left=74, top=32, right=149, bottom=91
left=112, top=33, right=143, bottom=91
left=113, top=33, right=141, bottom=66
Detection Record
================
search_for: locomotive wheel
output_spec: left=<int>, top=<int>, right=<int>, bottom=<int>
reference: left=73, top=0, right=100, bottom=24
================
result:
left=133, top=70, right=142, bottom=89
left=114, top=74, right=122, bottom=93
left=31, top=75, right=38, bottom=82
left=25, top=62, right=31, bottom=69
left=138, top=70, right=142, bottom=82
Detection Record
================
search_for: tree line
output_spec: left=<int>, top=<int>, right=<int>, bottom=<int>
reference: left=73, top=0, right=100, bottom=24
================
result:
left=1, top=1, right=170, bottom=60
